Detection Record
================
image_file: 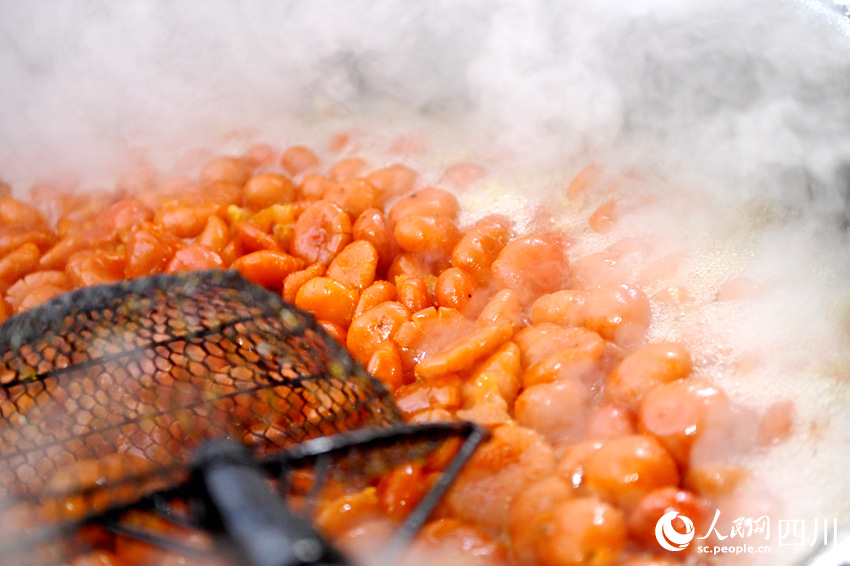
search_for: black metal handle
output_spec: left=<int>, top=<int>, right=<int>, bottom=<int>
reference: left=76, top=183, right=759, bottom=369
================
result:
left=190, top=439, right=351, bottom=566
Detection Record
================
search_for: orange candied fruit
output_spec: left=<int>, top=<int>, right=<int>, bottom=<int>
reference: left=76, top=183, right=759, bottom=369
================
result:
left=0, top=142, right=791, bottom=566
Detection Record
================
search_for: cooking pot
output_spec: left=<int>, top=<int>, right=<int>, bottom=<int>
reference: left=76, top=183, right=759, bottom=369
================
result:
left=1, top=2, right=849, bottom=565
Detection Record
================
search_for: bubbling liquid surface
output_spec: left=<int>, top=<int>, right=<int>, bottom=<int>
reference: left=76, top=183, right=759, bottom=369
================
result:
left=1, top=121, right=848, bottom=564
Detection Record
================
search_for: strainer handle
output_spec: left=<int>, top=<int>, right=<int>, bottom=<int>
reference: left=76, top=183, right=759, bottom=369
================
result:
left=191, top=439, right=351, bottom=566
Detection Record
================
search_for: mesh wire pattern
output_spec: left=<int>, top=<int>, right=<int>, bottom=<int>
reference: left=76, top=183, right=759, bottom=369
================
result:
left=0, top=269, right=403, bottom=538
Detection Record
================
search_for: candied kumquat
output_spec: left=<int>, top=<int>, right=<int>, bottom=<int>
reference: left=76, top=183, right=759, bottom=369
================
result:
left=154, top=202, right=219, bottom=239
left=514, top=379, right=591, bottom=445
left=442, top=162, right=488, bottom=188
left=571, top=252, right=630, bottom=292
left=299, top=172, right=334, bottom=201
left=199, top=155, right=251, bottom=188
left=471, top=341, right=522, bottom=405
left=331, top=520, right=397, bottom=566
left=393, top=214, right=460, bottom=262
left=323, top=178, right=383, bottom=218
left=65, top=249, right=126, bottom=287
left=435, top=267, right=478, bottom=312
left=409, top=518, right=510, bottom=566
left=386, top=252, right=437, bottom=282
left=394, top=307, right=472, bottom=368
left=457, top=378, right=512, bottom=427
left=491, top=234, right=571, bottom=305
left=530, top=290, right=589, bottom=327
left=394, top=375, right=462, bottom=418
left=509, top=476, right=572, bottom=566
left=353, top=280, right=396, bottom=318
left=388, top=187, right=459, bottom=222
left=196, top=180, right=243, bottom=207
left=589, top=198, right=618, bottom=233
left=555, top=440, right=604, bottom=492
left=0, top=197, right=48, bottom=228
left=586, top=403, right=637, bottom=441
left=231, top=249, right=303, bottom=289
left=0, top=243, right=41, bottom=287
left=243, top=142, right=278, bottom=169
left=522, top=348, right=602, bottom=389
left=352, top=207, right=398, bottom=272
left=280, top=145, right=320, bottom=177
left=637, top=378, right=729, bottom=466
left=377, top=462, right=428, bottom=521
left=16, top=284, right=67, bottom=312
left=627, top=487, right=712, bottom=551
left=294, top=276, right=359, bottom=329
left=242, top=172, right=297, bottom=210
left=415, top=319, right=513, bottom=380
left=475, top=288, right=523, bottom=332
left=450, top=215, right=512, bottom=284
left=326, top=239, right=379, bottom=290
left=396, top=275, right=432, bottom=312
left=281, top=262, right=324, bottom=304
left=366, top=164, right=417, bottom=198
left=165, top=244, right=224, bottom=273
left=0, top=226, right=56, bottom=258
left=329, top=157, right=369, bottom=182
left=583, top=434, right=680, bottom=512
left=583, top=283, right=651, bottom=348
left=196, top=214, right=229, bottom=253
left=366, top=340, right=404, bottom=391
left=346, top=301, right=411, bottom=365
left=317, top=320, right=347, bottom=345
left=446, top=425, right=557, bottom=535
left=5, top=270, right=69, bottom=311
left=604, top=342, right=693, bottom=410
left=538, top=497, right=627, bottom=566
left=233, top=220, right=279, bottom=252
left=682, top=461, right=748, bottom=499
left=291, top=200, right=352, bottom=265
left=387, top=135, right=427, bottom=155
left=314, top=489, right=383, bottom=540
left=514, top=323, right=605, bottom=371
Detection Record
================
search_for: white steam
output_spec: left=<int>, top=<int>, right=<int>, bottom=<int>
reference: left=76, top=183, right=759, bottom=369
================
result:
left=3, top=0, right=850, bottom=207
left=2, top=1, right=850, bottom=565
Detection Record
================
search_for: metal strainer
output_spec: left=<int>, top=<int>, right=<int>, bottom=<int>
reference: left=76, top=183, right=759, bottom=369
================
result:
left=0, top=270, right=485, bottom=566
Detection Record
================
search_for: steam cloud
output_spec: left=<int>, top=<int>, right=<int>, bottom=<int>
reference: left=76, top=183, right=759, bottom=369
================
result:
left=3, top=0, right=850, bottom=212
